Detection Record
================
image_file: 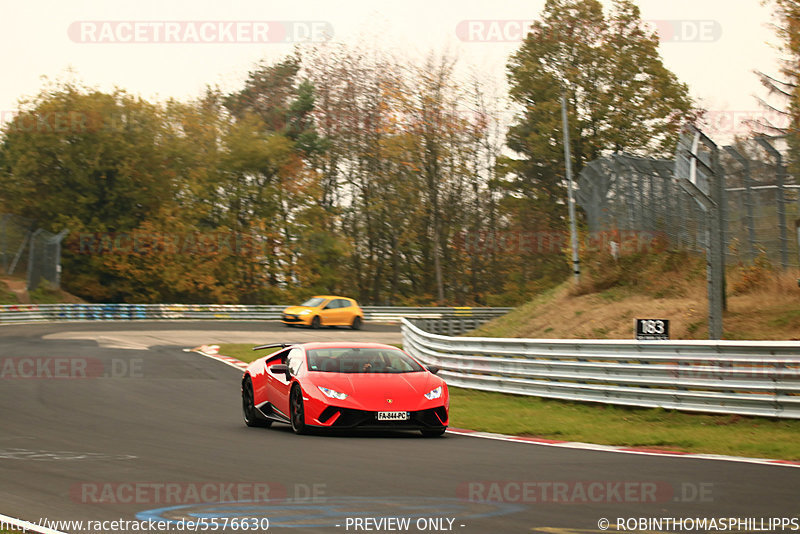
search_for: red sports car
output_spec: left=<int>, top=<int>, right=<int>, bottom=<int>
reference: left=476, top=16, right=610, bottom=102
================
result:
left=241, top=342, right=449, bottom=437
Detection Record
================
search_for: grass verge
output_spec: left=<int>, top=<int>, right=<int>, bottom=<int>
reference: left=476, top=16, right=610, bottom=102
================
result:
left=219, top=343, right=280, bottom=364
left=449, top=388, right=800, bottom=460
left=217, top=343, right=800, bottom=460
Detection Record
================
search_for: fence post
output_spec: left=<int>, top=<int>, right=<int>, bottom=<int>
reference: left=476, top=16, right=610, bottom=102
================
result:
left=27, top=229, right=44, bottom=292
left=712, top=142, right=727, bottom=314
left=625, top=161, right=636, bottom=229
left=9, top=229, right=30, bottom=276
left=0, top=214, right=7, bottom=273
left=777, top=154, right=788, bottom=269
left=724, top=146, right=758, bottom=261
left=757, top=138, right=789, bottom=269
left=796, top=218, right=800, bottom=267
left=53, top=229, right=69, bottom=289
left=744, top=161, right=757, bottom=261
left=674, top=126, right=724, bottom=339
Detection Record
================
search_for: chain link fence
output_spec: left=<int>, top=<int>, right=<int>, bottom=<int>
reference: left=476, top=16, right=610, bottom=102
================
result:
left=0, top=214, right=68, bottom=291
left=576, top=136, right=800, bottom=269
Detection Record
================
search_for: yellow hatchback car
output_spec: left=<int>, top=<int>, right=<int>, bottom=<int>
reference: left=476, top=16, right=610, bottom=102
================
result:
left=281, top=295, right=364, bottom=330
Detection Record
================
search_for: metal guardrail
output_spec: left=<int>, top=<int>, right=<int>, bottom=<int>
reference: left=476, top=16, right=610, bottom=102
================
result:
left=402, top=318, right=800, bottom=419
left=0, top=303, right=511, bottom=324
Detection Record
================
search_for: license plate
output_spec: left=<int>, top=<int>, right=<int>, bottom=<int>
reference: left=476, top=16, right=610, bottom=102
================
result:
left=377, top=411, right=409, bottom=421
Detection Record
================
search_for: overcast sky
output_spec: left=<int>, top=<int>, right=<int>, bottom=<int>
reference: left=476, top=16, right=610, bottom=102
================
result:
left=0, top=0, right=783, bottom=143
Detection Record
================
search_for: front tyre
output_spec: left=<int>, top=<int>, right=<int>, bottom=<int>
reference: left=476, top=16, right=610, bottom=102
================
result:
left=310, top=316, right=321, bottom=329
left=421, top=427, right=446, bottom=438
left=350, top=316, right=362, bottom=330
left=290, top=385, right=308, bottom=435
left=242, top=377, right=271, bottom=428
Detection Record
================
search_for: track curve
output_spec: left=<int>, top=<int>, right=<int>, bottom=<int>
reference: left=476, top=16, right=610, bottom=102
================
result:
left=0, top=322, right=797, bottom=533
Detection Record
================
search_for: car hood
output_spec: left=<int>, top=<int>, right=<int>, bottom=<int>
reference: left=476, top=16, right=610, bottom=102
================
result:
left=309, top=371, right=443, bottom=408
left=283, top=306, right=313, bottom=314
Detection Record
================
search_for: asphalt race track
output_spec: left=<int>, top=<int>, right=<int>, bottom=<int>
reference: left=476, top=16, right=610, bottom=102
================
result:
left=1, top=321, right=798, bottom=534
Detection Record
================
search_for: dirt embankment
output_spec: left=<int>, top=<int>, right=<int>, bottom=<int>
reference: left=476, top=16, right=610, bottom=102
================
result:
left=474, top=251, right=800, bottom=341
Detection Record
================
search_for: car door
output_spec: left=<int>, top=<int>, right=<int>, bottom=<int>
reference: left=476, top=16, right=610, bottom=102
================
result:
left=254, top=350, right=288, bottom=404
left=264, top=348, right=292, bottom=418
left=318, top=298, right=339, bottom=325
left=270, top=347, right=304, bottom=417
left=337, top=298, right=356, bottom=324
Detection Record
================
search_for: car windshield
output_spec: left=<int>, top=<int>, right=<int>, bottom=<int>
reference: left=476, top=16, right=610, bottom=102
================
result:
left=300, top=297, right=325, bottom=307
left=307, top=348, right=425, bottom=374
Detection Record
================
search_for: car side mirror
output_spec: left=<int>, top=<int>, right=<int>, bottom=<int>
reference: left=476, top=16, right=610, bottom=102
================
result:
left=270, top=364, right=290, bottom=375
left=427, top=365, right=440, bottom=375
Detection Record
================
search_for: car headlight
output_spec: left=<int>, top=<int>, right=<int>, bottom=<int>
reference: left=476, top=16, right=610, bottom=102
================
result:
left=299, top=310, right=312, bottom=316
left=424, top=386, right=442, bottom=400
left=318, top=386, right=349, bottom=400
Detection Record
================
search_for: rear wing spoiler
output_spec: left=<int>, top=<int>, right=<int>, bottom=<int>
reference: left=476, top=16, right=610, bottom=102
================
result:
left=252, top=342, right=302, bottom=351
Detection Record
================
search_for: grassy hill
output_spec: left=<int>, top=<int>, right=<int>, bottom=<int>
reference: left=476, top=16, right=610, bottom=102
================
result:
left=0, top=276, right=85, bottom=305
left=472, top=250, right=800, bottom=341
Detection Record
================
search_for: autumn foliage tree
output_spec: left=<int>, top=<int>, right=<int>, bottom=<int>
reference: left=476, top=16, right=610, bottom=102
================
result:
left=501, top=0, right=695, bottom=294
left=757, top=0, right=800, bottom=178
left=0, top=9, right=700, bottom=305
